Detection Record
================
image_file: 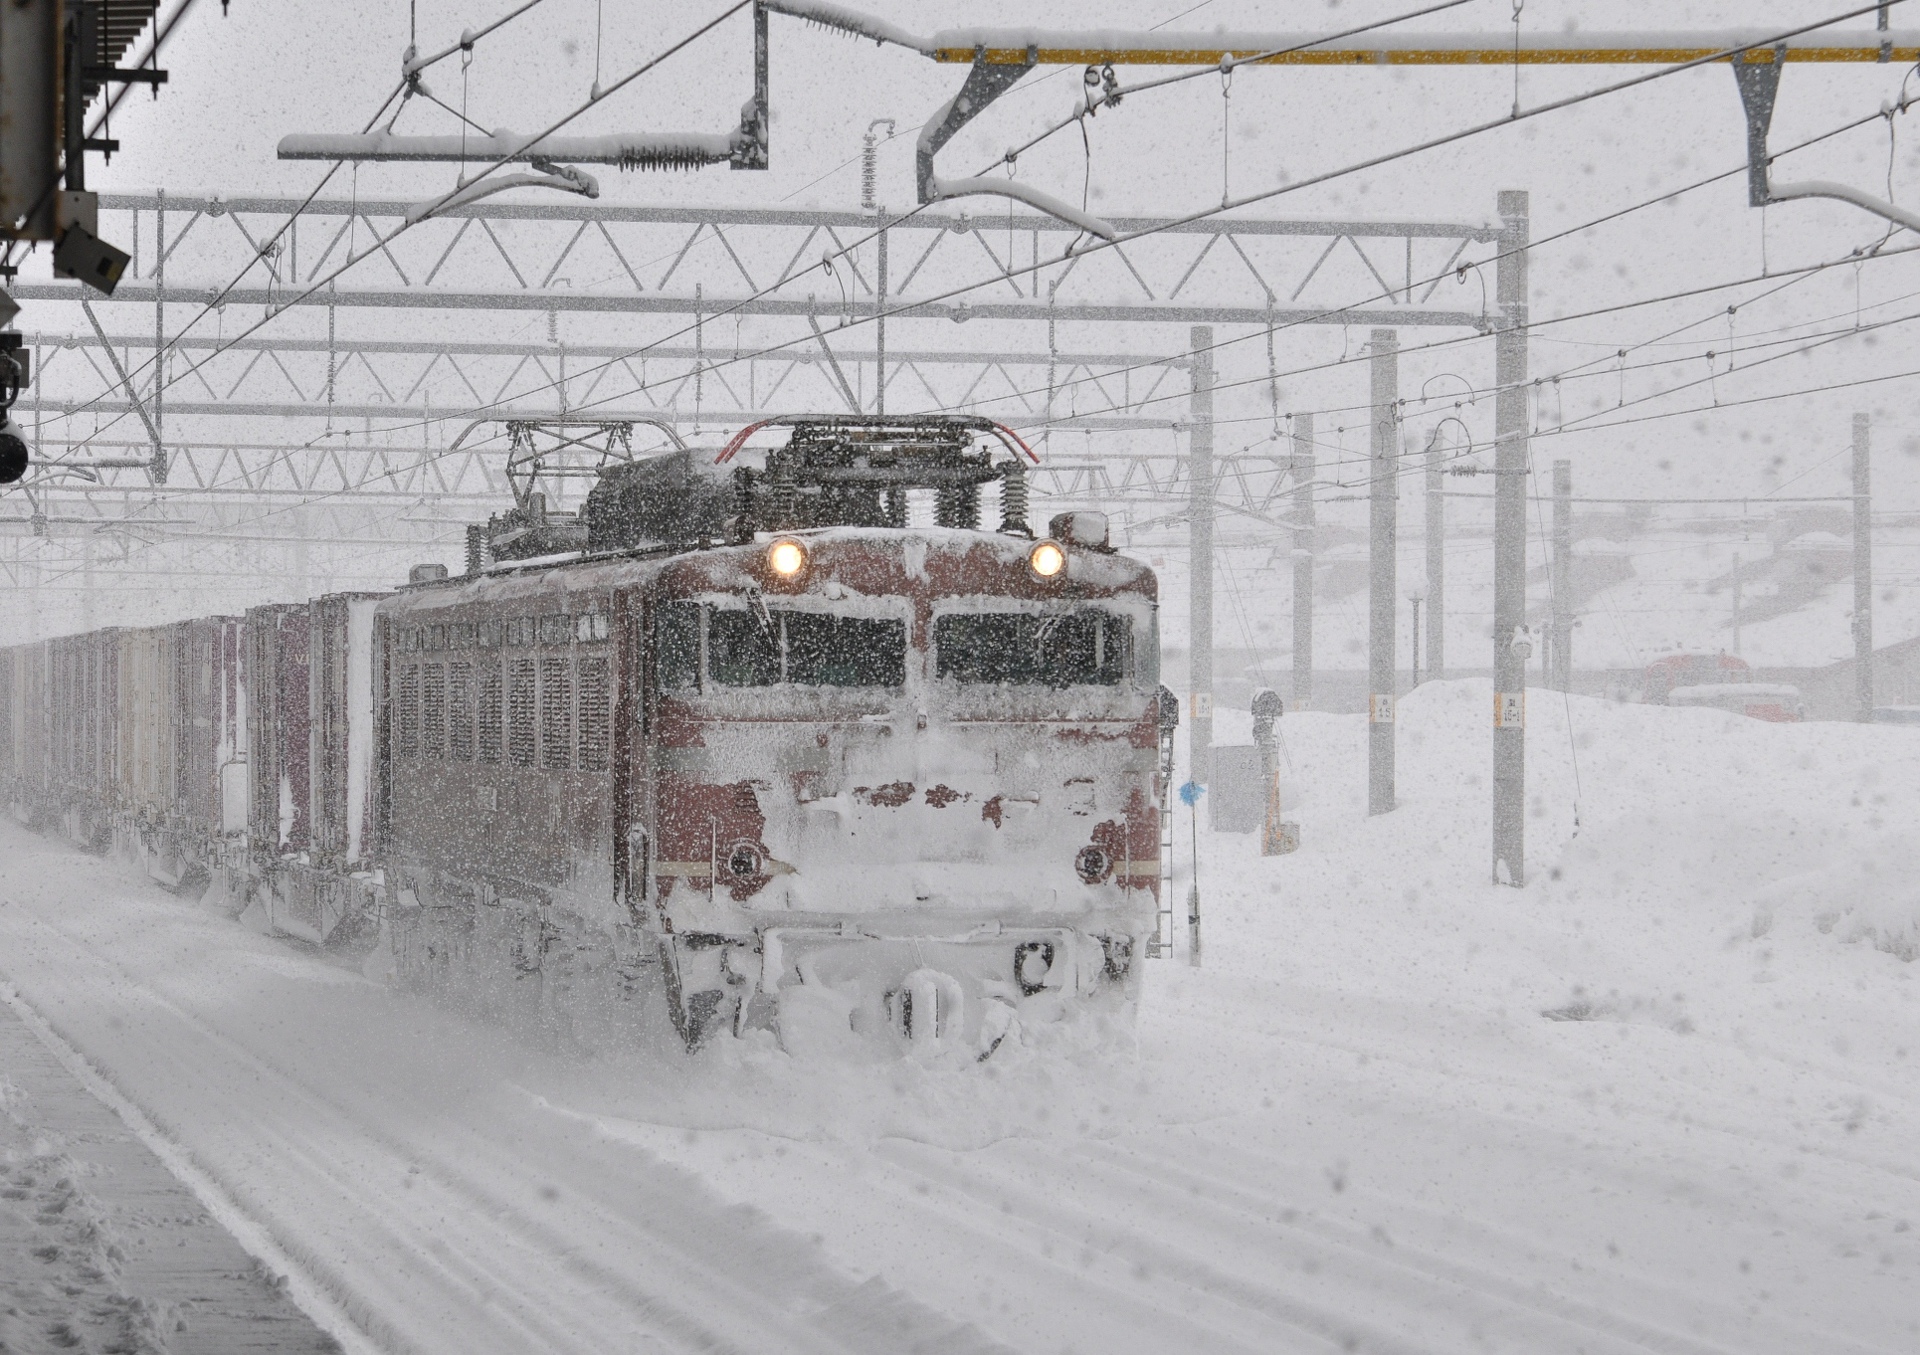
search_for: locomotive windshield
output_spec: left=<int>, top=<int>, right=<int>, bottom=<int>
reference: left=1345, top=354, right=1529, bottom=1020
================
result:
left=935, top=610, right=1131, bottom=687
left=655, top=601, right=1143, bottom=690
left=656, top=601, right=906, bottom=689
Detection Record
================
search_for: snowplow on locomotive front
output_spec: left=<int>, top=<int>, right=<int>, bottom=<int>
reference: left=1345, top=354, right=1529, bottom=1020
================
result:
left=381, top=415, right=1166, bottom=1056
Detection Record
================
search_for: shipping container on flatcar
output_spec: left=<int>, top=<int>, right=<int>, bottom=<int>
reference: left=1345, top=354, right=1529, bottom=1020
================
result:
left=308, top=593, right=385, bottom=873
left=48, top=629, right=119, bottom=849
left=246, top=603, right=310, bottom=859
left=177, top=615, right=248, bottom=845
left=114, top=623, right=181, bottom=850
left=135, top=616, right=249, bottom=889
left=3, top=641, right=50, bottom=825
left=8, top=617, right=245, bottom=892
left=239, top=594, right=385, bottom=943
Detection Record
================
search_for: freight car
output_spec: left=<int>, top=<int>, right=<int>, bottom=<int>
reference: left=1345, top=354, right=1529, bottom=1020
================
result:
left=3, top=618, right=247, bottom=887
left=1, top=416, right=1166, bottom=1057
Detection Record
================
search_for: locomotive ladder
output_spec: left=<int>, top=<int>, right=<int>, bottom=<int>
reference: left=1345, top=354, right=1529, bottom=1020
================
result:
left=1151, top=785, right=1175, bottom=958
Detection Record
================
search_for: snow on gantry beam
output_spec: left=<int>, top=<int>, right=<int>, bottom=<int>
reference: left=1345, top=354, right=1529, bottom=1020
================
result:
left=278, top=130, right=744, bottom=169
left=762, top=5, right=1920, bottom=67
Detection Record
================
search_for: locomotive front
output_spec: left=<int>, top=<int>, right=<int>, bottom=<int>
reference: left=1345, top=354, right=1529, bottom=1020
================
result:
left=640, top=419, right=1162, bottom=1055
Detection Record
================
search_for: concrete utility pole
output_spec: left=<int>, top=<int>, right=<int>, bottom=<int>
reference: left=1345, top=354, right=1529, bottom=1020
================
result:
left=1408, top=585, right=1425, bottom=686
left=1368, top=328, right=1398, bottom=816
left=1491, top=190, right=1530, bottom=886
left=1425, top=430, right=1445, bottom=680
left=1292, top=412, right=1316, bottom=709
left=1854, top=412, right=1873, bottom=721
left=1551, top=460, right=1572, bottom=692
left=1189, top=325, right=1215, bottom=784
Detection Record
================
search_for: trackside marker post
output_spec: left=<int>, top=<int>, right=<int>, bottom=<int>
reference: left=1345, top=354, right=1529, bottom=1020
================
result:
left=1179, top=779, right=1204, bottom=967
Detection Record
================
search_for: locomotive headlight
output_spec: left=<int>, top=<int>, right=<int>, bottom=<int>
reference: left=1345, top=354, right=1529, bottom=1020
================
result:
left=1027, top=539, right=1067, bottom=580
left=767, top=537, right=808, bottom=577
left=1074, top=845, right=1112, bottom=884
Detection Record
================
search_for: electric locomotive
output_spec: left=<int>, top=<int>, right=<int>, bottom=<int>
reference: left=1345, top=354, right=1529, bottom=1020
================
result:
left=381, top=416, right=1164, bottom=1054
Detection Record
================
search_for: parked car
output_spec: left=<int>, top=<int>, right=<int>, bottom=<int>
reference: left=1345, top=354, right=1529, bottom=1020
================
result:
left=1667, top=682, right=1805, bottom=722
left=1642, top=653, right=1750, bottom=704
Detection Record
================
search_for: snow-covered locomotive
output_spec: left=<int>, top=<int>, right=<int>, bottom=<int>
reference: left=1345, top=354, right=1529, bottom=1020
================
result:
left=1, top=417, right=1166, bottom=1056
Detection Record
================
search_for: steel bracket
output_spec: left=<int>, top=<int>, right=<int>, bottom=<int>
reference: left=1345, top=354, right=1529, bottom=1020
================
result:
left=1731, top=47, right=1786, bottom=208
left=732, top=1, right=770, bottom=170
left=915, top=44, right=1038, bottom=206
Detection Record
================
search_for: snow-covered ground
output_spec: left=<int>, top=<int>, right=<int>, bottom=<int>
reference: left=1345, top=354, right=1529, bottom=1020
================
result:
left=2, top=682, right=1916, bottom=1354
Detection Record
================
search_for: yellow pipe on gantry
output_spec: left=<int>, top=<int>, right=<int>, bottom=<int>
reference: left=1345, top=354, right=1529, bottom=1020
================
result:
left=928, top=33, right=1920, bottom=67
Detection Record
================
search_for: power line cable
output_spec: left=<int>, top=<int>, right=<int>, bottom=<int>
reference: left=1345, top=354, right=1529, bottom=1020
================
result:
left=54, top=0, right=1895, bottom=451
left=22, top=0, right=564, bottom=450
left=898, top=98, right=1916, bottom=430
left=974, top=0, right=1481, bottom=179
left=1159, top=275, right=1920, bottom=442
left=535, top=85, right=1915, bottom=449
left=75, top=224, right=1920, bottom=568
left=57, top=0, right=1489, bottom=434
left=38, top=0, right=703, bottom=441
left=29, top=1, right=1919, bottom=576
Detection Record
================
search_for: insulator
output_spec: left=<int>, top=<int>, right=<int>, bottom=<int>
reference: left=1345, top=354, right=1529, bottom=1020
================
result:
left=731, top=465, right=755, bottom=539
left=936, top=482, right=980, bottom=530
left=770, top=456, right=799, bottom=528
left=999, top=459, right=1031, bottom=537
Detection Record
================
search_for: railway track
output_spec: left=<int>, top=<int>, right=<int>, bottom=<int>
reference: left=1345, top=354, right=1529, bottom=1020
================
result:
left=0, top=823, right=1008, bottom=1355
left=3, top=816, right=1915, bottom=1354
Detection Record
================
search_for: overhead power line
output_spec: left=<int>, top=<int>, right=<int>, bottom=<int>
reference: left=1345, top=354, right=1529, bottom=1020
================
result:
left=27, top=0, right=1920, bottom=586
left=53, top=0, right=1901, bottom=452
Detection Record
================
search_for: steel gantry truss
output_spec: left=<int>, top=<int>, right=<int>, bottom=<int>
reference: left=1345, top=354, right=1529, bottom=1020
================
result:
left=7, top=189, right=1496, bottom=513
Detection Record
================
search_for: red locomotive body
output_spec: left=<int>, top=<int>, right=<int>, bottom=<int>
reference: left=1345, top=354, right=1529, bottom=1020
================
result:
left=381, top=525, right=1159, bottom=1052
left=380, top=417, right=1163, bottom=1052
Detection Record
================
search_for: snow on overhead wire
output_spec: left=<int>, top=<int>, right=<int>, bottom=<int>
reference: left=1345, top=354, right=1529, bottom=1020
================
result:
left=758, top=0, right=933, bottom=54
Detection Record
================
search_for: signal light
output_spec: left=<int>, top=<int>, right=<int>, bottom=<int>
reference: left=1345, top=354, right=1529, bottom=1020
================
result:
left=767, top=537, right=808, bottom=577
left=0, top=418, right=26, bottom=486
left=1027, top=540, right=1066, bottom=580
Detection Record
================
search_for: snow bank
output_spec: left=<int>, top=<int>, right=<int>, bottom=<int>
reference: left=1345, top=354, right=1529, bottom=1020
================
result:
left=1751, top=844, right=1920, bottom=962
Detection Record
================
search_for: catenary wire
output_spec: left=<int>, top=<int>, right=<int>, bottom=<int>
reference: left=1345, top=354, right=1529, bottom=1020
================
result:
left=40, top=0, right=747, bottom=443
left=46, top=0, right=1900, bottom=452
left=26, top=0, right=1920, bottom=580
left=22, top=0, right=565, bottom=439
